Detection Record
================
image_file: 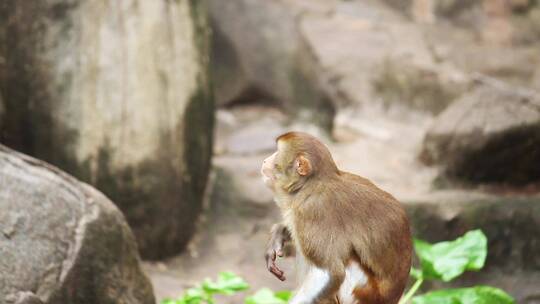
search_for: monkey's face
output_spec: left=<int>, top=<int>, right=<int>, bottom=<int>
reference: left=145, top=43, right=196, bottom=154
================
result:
left=262, top=135, right=318, bottom=192
left=261, top=142, right=311, bottom=192
left=261, top=151, right=278, bottom=188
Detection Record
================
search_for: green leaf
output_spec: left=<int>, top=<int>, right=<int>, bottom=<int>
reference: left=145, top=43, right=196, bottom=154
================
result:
left=245, top=288, right=289, bottom=304
left=410, top=267, right=423, bottom=280
left=412, top=286, right=515, bottom=304
left=274, top=290, right=293, bottom=301
left=202, top=271, right=250, bottom=295
left=184, top=287, right=205, bottom=302
left=414, top=230, right=487, bottom=281
left=160, top=296, right=189, bottom=304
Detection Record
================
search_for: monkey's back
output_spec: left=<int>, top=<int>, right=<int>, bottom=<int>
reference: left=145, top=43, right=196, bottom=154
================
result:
left=336, top=171, right=412, bottom=303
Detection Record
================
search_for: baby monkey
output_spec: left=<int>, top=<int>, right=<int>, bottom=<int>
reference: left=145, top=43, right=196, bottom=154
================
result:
left=261, top=132, right=412, bottom=304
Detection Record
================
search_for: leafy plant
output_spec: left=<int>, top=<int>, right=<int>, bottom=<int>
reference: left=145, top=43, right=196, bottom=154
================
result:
left=399, top=230, right=515, bottom=304
left=162, top=230, right=515, bottom=304
left=161, top=272, right=291, bottom=304
left=162, top=272, right=249, bottom=304
left=412, top=286, right=515, bottom=304
left=245, top=288, right=292, bottom=304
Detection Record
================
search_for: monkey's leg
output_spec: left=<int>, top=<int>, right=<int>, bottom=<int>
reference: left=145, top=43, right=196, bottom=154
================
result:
left=290, top=262, right=345, bottom=304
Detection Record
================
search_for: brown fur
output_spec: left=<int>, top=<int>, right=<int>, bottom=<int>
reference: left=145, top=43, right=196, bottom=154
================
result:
left=265, top=132, right=412, bottom=304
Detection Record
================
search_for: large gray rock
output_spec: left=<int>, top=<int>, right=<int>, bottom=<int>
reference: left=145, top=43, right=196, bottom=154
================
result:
left=298, top=0, right=467, bottom=115
left=372, top=59, right=464, bottom=114
left=208, top=0, right=335, bottom=131
left=382, top=0, right=531, bottom=24
left=420, top=78, right=540, bottom=185
left=0, top=145, right=155, bottom=304
left=382, top=0, right=480, bottom=21
left=0, top=0, right=214, bottom=259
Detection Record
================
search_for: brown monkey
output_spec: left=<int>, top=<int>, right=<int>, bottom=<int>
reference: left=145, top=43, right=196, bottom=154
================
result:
left=261, top=132, right=412, bottom=304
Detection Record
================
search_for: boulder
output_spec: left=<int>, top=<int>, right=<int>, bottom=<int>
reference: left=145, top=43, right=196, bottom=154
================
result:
left=214, top=107, right=288, bottom=156
left=0, top=0, right=214, bottom=259
left=534, top=67, right=540, bottom=91
left=372, top=59, right=464, bottom=115
left=381, top=0, right=507, bottom=24
left=420, top=77, right=540, bottom=185
left=0, top=92, right=4, bottom=121
left=384, top=0, right=540, bottom=45
left=208, top=0, right=336, bottom=131
left=299, top=0, right=467, bottom=114
left=0, top=145, right=155, bottom=304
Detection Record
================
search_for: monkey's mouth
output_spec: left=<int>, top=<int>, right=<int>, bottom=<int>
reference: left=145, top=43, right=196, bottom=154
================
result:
left=261, top=167, right=275, bottom=187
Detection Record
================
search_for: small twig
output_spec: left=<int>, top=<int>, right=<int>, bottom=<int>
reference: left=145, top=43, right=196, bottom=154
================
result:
left=398, top=277, right=424, bottom=304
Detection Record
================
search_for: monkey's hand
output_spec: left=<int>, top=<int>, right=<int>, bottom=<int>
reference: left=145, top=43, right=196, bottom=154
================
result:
left=265, top=224, right=290, bottom=281
left=265, top=244, right=286, bottom=281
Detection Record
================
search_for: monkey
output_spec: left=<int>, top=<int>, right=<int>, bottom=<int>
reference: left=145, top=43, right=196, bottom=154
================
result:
left=261, top=132, right=412, bottom=304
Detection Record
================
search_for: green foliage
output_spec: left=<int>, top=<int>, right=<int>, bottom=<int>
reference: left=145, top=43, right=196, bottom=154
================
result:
left=413, top=230, right=487, bottom=282
left=162, top=230, right=515, bottom=304
left=412, top=286, right=515, bottom=304
left=202, top=271, right=250, bottom=295
left=161, top=272, right=290, bottom=304
left=400, top=230, right=515, bottom=304
left=161, top=272, right=249, bottom=304
left=245, top=288, right=292, bottom=304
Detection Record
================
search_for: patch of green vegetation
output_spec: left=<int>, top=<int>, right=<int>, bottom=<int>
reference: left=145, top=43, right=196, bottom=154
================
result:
left=161, top=272, right=292, bottom=304
left=400, top=230, right=514, bottom=304
left=162, top=230, right=515, bottom=304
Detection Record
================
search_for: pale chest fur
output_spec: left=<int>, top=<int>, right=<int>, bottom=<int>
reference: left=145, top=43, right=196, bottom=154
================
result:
left=275, top=197, right=307, bottom=281
left=275, top=194, right=297, bottom=238
left=282, top=207, right=296, bottom=238
left=281, top=205, right=311, bottom=284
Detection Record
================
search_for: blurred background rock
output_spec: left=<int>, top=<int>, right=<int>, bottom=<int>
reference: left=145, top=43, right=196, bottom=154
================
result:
left=0, top=0, right=213, bottom=260
left=0, top=0, right=539, bottom=303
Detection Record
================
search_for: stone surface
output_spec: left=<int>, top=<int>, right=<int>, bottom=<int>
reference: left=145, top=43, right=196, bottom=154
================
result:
left=420, top=78, right=540, bottom=185
left=0, top=145, right=155, bottom=304
left=0, top=0, right=214, bottom=259
left=534, top=67, right=540, bottom=91
left=216, top=107, right=287, bottom=156
left=372, top=59, right=465, bottom=114
left=384, top=0, right=540, bottom=88
left=425, top=28, right=539, bottom=88
left=299, top=0, right=467, bottom=114
left=208, top=0, right=336, bottom=131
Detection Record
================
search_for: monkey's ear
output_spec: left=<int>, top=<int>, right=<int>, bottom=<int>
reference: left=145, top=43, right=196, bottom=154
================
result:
left=295, top=154, right=312, bottom=176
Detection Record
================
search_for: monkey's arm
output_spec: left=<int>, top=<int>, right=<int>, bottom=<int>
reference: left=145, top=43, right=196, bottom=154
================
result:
left=265, top=223, right=294, bottom=281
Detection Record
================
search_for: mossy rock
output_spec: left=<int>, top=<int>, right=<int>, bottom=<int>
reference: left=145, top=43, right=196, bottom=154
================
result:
left=0, top=0, right=214, bottom=259
left=420, top=80, right=540, bottom=186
